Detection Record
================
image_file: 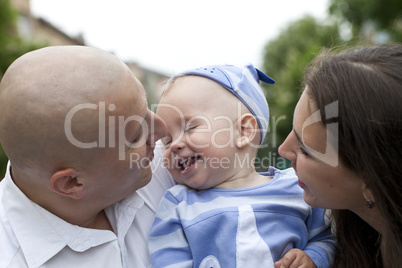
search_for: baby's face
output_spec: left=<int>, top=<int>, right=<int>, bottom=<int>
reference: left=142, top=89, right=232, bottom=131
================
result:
left=157, top=76, right=243, bottom=190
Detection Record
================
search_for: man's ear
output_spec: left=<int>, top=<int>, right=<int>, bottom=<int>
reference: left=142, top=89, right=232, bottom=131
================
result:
left=236, top=113, right=259, bottom=149
left=49, top=169, right=86, bottom=200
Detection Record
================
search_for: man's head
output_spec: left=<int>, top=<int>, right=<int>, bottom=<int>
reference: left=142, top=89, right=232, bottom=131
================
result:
left=0, top=46, right=166, bottom=208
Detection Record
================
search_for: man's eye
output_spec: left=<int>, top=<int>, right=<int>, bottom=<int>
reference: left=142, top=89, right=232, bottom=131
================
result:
left=131, top=128, right=143, bottom=143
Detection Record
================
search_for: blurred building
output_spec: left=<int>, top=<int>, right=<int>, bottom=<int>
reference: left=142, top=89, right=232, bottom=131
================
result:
left=10, top=0, right=168, bottom=105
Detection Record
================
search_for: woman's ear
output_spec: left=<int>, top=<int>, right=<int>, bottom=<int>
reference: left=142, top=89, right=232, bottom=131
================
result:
left=49, top=168, right=86, bottom=200
left=362, top=182, right=376, bottom=208
left=236, top=113, right=259, bottom=149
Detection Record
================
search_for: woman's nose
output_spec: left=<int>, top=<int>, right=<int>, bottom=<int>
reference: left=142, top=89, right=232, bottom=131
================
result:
left=278, top=132, right=297, bottom=162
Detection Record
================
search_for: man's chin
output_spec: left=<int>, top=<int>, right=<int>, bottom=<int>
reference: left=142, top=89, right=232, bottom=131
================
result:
left=138, top=166, right=153, bottom=189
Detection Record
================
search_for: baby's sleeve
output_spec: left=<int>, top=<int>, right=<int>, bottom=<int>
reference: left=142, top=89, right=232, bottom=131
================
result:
left=148, top=189, right=193, bottom=268
left=303, top=208, right=336, bottom=268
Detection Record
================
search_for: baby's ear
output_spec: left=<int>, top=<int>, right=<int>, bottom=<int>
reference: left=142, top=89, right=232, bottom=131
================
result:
left=49, top=168, right=86, bottom=200
left=236, top=113, right=259, bottom=148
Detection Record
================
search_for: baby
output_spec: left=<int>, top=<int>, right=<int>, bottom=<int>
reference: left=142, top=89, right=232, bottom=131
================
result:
left=148, top=64, right=335, bottom=268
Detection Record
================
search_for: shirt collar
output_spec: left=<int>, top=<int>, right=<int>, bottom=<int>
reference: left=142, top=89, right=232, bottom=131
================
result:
left=2, top=163, right=117, bottom=267
left=105, top=189, right=145, bottom=238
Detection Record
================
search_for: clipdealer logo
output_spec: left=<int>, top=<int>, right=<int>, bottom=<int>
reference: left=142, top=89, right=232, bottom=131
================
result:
left=64, top=101, right=148, bottom=160
left=63, top=101, right=290, bottom=165
left=301, top=101, right=339, bottom=167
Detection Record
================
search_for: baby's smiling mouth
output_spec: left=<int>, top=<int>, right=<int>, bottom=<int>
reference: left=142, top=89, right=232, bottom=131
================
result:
left=178, top=155, right=202, bottom=171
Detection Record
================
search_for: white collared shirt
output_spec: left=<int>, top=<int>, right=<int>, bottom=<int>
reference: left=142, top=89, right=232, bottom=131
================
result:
left=0, top=145, right=174, bottom=268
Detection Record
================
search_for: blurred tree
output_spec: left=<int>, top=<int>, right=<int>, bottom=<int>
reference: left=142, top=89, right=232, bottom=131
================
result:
left=0, top=145, right=6, bottom=179
left=329, top=0, right=402, bottom=42
left=257, top=16, right=343, bottom=169
left=0, top=0, right=39, bottom=77
left=258, top=0, right=402, bottom=170
left=0, top=0, right=42, bottom=178
left=0, top=0, right=18, bottom=77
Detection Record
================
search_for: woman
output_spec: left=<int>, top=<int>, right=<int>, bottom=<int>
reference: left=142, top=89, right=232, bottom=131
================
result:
left=278, top=44, right=402, bottom=267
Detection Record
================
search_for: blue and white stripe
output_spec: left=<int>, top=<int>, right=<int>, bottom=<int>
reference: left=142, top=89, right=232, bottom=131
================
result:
left=149, top=167, right=335, bottom=268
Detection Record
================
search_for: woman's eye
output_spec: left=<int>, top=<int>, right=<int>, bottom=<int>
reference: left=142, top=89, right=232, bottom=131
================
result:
left=299, top=146, right=311, bottom=157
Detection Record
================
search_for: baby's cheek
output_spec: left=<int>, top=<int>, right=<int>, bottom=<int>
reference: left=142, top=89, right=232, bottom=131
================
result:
left=162, top=151, right=174, bottom=170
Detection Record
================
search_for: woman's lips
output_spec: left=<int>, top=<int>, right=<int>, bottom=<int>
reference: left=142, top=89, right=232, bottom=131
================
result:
left=298, top=178, right=307, bottom=188
left=291, top=162, right=306, bottom=188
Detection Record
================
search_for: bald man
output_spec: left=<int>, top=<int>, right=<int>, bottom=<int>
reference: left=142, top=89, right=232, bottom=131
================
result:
left=0, top=46, right=175, bottom=267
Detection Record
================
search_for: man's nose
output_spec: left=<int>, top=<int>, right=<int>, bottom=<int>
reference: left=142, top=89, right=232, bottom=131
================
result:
left=147, top=111, right=167, bottom=146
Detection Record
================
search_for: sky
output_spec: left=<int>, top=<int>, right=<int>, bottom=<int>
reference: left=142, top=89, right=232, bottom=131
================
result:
left=31, top=0, right=329, bottom=76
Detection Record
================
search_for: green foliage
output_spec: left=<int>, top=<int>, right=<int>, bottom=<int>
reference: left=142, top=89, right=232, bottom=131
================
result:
left=0, top=0, right=41, bottom=79
left=0, top=0, right=18, bottom=77
left=257, top=16, right=343, bottom=169
left=0, top=0, right=43, bottom=178
left=259, top=0, right=402, bottom=169
left=329, top=0, right=402, bottom=42
left=0, top=144, right=6, bottom=178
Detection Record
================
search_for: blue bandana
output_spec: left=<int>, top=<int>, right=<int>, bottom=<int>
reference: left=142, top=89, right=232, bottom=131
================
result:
left=172, top=63, right=274, bottom=144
